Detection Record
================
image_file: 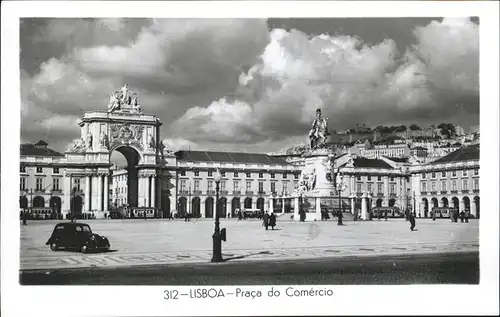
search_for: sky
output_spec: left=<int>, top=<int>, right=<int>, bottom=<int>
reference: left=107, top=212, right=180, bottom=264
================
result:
left=20, top=17, right=479, bottom=157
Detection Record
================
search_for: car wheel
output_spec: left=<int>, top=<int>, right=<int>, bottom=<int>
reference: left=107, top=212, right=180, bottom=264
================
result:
left=81, top=244, right=90, bottom=253
left=50, top=243, right=59, bottom=251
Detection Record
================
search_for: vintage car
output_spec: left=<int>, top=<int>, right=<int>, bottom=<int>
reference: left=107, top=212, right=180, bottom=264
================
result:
left=46, top=222, right=110, bottom=253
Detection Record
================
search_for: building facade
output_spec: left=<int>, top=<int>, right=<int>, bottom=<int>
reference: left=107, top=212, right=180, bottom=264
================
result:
left=410, top=144, right=480, bottom=218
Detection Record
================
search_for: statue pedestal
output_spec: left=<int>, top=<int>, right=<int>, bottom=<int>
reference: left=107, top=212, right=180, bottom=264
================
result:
left=302, top=152, right=336, bottom=197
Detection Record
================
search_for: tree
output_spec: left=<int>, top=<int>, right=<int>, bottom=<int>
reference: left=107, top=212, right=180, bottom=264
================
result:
left=409, top=124, right=421, bottom=131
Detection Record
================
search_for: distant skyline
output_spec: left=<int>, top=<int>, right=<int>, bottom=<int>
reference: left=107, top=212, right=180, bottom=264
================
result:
left=21, top=17, right=479, bottom=157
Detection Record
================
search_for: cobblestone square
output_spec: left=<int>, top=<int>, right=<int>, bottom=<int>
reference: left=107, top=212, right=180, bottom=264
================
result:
left=20, top=218, right=479, bottom=270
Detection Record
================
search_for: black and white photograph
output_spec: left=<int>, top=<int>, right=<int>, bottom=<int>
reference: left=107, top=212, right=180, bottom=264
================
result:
left=2, top=1, right=499, bottom=316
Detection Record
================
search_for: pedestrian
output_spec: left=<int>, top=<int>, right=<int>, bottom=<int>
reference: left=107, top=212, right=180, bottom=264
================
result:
left=262, top=210, right=269, bottom=230
left=377, top=210, right=381, bottom=221
left=460, top=211, right=465, bottom=223
left=269, top=212, right=277, bottom=230
left=184, top=212, right=188, bottom=222
left=22, top=211, right=27, bottom=225
left=409, top=212, right=416, bottom=231
left=465, top=210, right=470, bottom=223
left=454, top=209, right=459, bottom=223
left=385, top=210, right=388, bottom=221
left=337, top=210, right=343, bottom=226
left=353, top=209, right=358, bottom=222
left=432, top=210, right=436, bottom=221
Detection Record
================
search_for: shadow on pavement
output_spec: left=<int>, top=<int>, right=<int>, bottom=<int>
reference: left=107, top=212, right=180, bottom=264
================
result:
left=223, top=250, right=273, bottom=262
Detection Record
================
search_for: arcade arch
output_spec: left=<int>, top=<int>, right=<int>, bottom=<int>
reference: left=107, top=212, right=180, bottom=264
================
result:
left=231, top=197, right=240, bottom=217
left=376, top=199, right=383, bottom=208
left=20, top=196, right=28, bottom=209
left=178, top=197, right=187, bottom=215
left=205, top=197, right=214, bottom=218
left=33, top=196, right=45, bottom=208
left=421, top=198, right=429, bottom=217
left=218, top=197, right=227, bottom=218
left=388, top=199, right=396, bottom=207
left=244, top=197, right=252, bottom=209
left=256, top=197, right=265, bottom=212
left=451, top=197, right=459, bottom=209
left=192, top=197, right=201, bottom=218
left=441, top=197, right=449, bottom=208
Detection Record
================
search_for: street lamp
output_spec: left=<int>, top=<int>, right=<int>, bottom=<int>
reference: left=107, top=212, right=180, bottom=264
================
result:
left=211, top=169, right=225, bottom=262
left=336, top=174, right=348, bottom=220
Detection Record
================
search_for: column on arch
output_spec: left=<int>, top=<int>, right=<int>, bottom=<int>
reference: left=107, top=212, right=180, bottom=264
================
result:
left=104, top=174, right=109, bottom=213
left=201, top=197, right=206, bottom=218
left=97, top=173, right=103, bottom=211
left=150, top=175, right=156, bottom=208
left=85, top=174, right=91, bottom=211
left=63, top=174, right=72, bottom=213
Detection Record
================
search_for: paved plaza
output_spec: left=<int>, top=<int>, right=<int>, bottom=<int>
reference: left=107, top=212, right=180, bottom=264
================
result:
left=20, top=218, right=479, bottom=270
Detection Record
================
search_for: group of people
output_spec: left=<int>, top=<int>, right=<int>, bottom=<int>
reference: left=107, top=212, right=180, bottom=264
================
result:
left=262, top=210, right=277, bottom=230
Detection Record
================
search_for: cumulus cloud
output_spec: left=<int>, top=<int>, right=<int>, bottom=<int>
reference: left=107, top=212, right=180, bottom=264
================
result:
left=161, top=137, right=199, bottom=152
left=172, top=18, right=479, bottom=145
left=20, top=18, right=479, bottom=153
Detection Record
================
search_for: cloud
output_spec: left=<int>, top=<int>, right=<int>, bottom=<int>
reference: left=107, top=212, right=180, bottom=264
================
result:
left=161, top=137, right=198, bottom=152
left=171, top=18, right=479, bottom=146
left=21, top=18, right=479, bottom=154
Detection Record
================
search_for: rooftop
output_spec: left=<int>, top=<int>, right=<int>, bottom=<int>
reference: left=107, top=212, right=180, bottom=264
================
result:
left=175, top=150, right=292, bottom=166
left=340, top=157, right=394, bottom=169
left=429, top=144, right=479, bottom=165
left=20, top=142, right=64, bottom=157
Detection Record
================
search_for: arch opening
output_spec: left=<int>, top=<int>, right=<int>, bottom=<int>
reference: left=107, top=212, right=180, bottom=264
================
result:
left=205, top=197, right=214, bottom=218
left=110, top=146, right=141, bottom=208
left=256, top=197, right=265, bottom=212
left=192, top=197, right=201, bottom=218
left=231, top=197, right=240, bottom=217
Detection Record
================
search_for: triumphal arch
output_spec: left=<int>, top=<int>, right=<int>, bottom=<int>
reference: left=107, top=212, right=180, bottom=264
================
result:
left=62, top=85, right=173, bottom=219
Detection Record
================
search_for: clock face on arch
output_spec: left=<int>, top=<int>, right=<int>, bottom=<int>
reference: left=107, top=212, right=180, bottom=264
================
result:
left=326, top=173, right=333, bottom=182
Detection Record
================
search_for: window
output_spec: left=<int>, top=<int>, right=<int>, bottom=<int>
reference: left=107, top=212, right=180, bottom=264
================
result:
left=246, top=181, right=251, bottom=192
left=246, top=172, right=251, bottom=178
left=233, top=180, right=240, bottom=191
left=180, top=180, right=186, bottom=191
left=441, top=181, right=446, bottom=192
left=377, top=176, right=382, bottom=181
left=194, top=180, right=200, bottom=191
left=474, top=169, right=479, bottom=176
left=53, top=179, right=60, bottom=191
left=259, top=172, right=263, bottom=178
left=20, top=178, right=26, bottom=191
left=367, top=176, right=371, bottom=181
left=74, top=178, right=81, bottom=191
left=462, top=179, right=468, bottom=191
left=36, top=178, right=43, bottom=191
left=356, top=183, right=362, bottom=193
left=452, top=180, right=457, bottom=191
left=20, top=166, right=26, bottom=173
left=283, top=173, right=287, bottom=179
left=221, top=171, right=226, bottom=177
left=422, top=173, right=426, bottom=179
left=367, top=183, right=373, bottom=193
left=431, top=181, right=436, bottom=191
left=294, top=173, right=299, bottom=179
left=194, top=170, right=199, bottom=177
left=390, top=177, right=395, bottom=182
left=234, top=172, right=238, bottom=177
left=474, top=179, right=479, bottom=190
left=53, top=167, right=59, bottom=174
left=356, top=175, right=361, bottom=181
left=283, top=181, right=289, bottom=194
left=441, top=171, right=446, bottom=178
left=271, top=182, right=276, bottom=193
left=390, top=184, right=396, bottom=194
left=221, top=181, right=226, bottom=191
left=431, top=172, right=436, bottom=179
left=180, top=170, right=186, bottom=176
left=36, top=167, right=43, bottom=173
left=462, top=170, right=468, bottom=177
left=377, top=183, right=383, bottom=194
left=421, top=182, right=427, bottom=192
left=208, top=180, right=213, bottom=191
left=258, top=181, right=264, bottom=193
left=452, top=171, right=457, bottom=177
left=270, top=173, right=275, bottom=179
left=208, top=171, right=213, bottom=177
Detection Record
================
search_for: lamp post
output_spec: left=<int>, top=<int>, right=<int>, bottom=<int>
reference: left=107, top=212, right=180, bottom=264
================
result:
left=336, top=174, right=348, bottom=221
left=211, top=169, right=224, bottom=262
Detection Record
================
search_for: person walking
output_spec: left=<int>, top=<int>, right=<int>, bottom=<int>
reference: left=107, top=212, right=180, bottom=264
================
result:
left=269, top=212, right=277, bottom=230
left=409, top=211, right=416, bottom=231
left=262, top=210, right=269, bottom=230
left=460, top=211, right=465, bottom=223
left=337, top=210, right=343, bottom=226
left=385, top=209, right=388, bottom=221
left=353, top=209, right=358, bottom=222
left=432, top=210, right=436, bottom=221
left=465, top=210, right=470, bottom=223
